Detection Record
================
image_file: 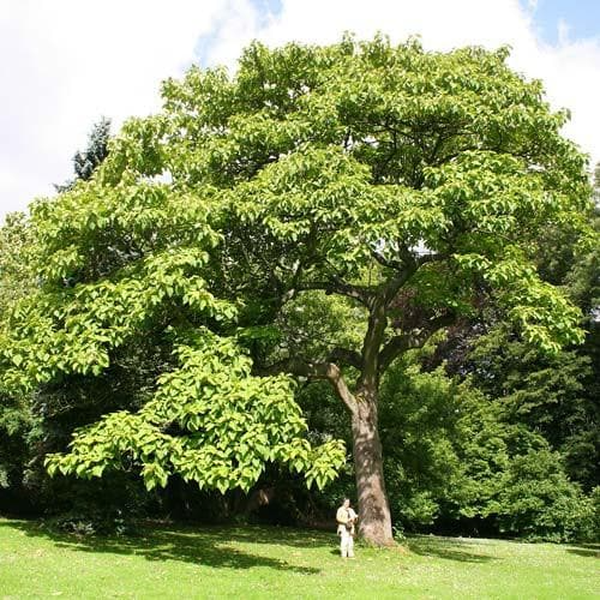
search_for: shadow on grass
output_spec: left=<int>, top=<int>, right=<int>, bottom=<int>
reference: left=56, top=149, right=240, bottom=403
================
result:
left=567, top=543, right=600, bottom=559
left=406, top=535, right=498, bottom=563
left=0, top=520, right=322, bottom=574
left=3, top=520, right=523, bottom=566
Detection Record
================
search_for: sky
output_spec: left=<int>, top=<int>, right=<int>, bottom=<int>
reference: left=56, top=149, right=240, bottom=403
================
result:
left=1, top=0, right=599, bottom=223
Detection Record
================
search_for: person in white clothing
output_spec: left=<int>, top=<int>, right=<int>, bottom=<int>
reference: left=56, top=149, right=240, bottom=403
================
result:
left=336, top=498, right=358, bottom=558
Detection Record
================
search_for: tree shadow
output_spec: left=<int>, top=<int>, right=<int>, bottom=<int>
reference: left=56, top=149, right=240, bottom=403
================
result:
left=566, top=543, right=600, bottom=559
left=207, top=524, right=334, bottom=549
left=406, top=535, right=498, bottom=563
left=0, top=520, right=321, bottom=574
left=3, top=520, right=515, bottom=565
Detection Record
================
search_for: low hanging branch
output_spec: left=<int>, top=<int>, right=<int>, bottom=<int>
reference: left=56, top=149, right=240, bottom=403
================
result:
left=262, top=356, right=358, bottom=416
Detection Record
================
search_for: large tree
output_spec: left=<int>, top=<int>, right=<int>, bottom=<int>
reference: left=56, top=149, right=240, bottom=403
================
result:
left=1, top=36, right=593, bottom=545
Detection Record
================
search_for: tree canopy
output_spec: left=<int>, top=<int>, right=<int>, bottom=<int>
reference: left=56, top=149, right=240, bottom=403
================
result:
left=0, top=35, right=595, bottom=545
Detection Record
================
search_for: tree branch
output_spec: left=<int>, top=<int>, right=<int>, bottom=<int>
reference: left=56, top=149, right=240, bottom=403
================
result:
left=295, top=278, right=375, bottom=306
left=416, top=252, right=444, bottom=266
left=261, top=358, right=357, bottom=415
left=383, top=269, right=416, bottom=305
left=378, top=312, right=456, bottom=372
left=369, top=248, right=404, bottom=271
left=328, top=347, right=362, bottom=370
left=378, top=334, right=413, bottom=372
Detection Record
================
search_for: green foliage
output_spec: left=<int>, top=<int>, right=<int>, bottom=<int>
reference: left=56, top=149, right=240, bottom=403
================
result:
left=0, top=212, right=34, bottom=313
left=45, top=330, right=345, bottom=493
left=565, top=211, right=600, bottom=317
left=377, top=349, right=597, bottom=541
left=160, top=35, right=590, bottom=354
left=466, top=325, right=599, bottom=491
left=487, top=449, right=595, bottom=542
left=0, top=181, right=225, bottom=393
left=0, top=35, right=595, bottom=535
left=0, top=393, right=32, bottom=495
left=55, top=117, right=111, bottom=192
left=73, top=118, right=111, bottom=182
left=275, top=291, right=367, bottom=362
left=39, top=469, right=149, bottom=536
left=0, top=214, right=37, bottom=499
left=1, top=112, right=345, bottom=500
left=293, top=381, right=356, bottom=517
left=380, top=359, right=469, bottom=526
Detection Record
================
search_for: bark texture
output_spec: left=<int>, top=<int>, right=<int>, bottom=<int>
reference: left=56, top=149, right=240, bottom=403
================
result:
left=351, top=390, right=394, bottom=545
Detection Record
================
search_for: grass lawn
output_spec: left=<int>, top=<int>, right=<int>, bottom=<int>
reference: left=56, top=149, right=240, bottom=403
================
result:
left=0, top=518, right=597, bottom=599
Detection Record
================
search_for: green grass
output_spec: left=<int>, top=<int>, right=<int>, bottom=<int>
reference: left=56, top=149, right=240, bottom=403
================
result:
left=0, top=518, right=597, bottom=599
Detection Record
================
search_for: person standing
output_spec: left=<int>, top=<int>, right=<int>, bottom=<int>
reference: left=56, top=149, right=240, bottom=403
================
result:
left=336, top=498, right=358, bottom=558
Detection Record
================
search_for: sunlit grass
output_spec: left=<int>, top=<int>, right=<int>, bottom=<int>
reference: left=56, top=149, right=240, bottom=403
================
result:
left=0, top=518, right=597, bottom=598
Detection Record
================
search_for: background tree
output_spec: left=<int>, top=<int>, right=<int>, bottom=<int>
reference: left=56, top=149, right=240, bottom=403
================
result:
left=55, top=117, right=111, bottom=192
left=0, top=213, right=35, bottom=502
left=0, top=36, right=594, bottom=545
left=378, top=348, right=596, bottom=542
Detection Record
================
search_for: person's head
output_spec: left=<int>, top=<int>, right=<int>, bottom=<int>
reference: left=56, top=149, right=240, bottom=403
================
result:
left=342, top=498, right=350, bottom=508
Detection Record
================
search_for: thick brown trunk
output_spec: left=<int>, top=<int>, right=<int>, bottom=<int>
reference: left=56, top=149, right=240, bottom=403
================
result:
left=351, top=387, right=394, bottom=546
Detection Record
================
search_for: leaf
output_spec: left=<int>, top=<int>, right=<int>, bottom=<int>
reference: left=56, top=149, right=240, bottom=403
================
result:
left=91, top=465, right=105, bottom=478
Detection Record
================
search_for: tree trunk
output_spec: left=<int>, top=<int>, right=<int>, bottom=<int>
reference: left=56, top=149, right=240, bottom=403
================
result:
left=351, top=387, right=394, bottom=546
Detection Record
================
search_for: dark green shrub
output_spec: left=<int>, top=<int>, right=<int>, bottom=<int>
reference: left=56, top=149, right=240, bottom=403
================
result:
left=486, top=449, right=595, bottom=542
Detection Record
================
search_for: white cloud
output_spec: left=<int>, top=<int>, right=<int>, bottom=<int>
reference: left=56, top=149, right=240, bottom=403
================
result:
left=0, top=0, right=239, bottom=220
left=515, top=35, right=600, bottom=167
left=1, top=0, right=599, bottom=223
